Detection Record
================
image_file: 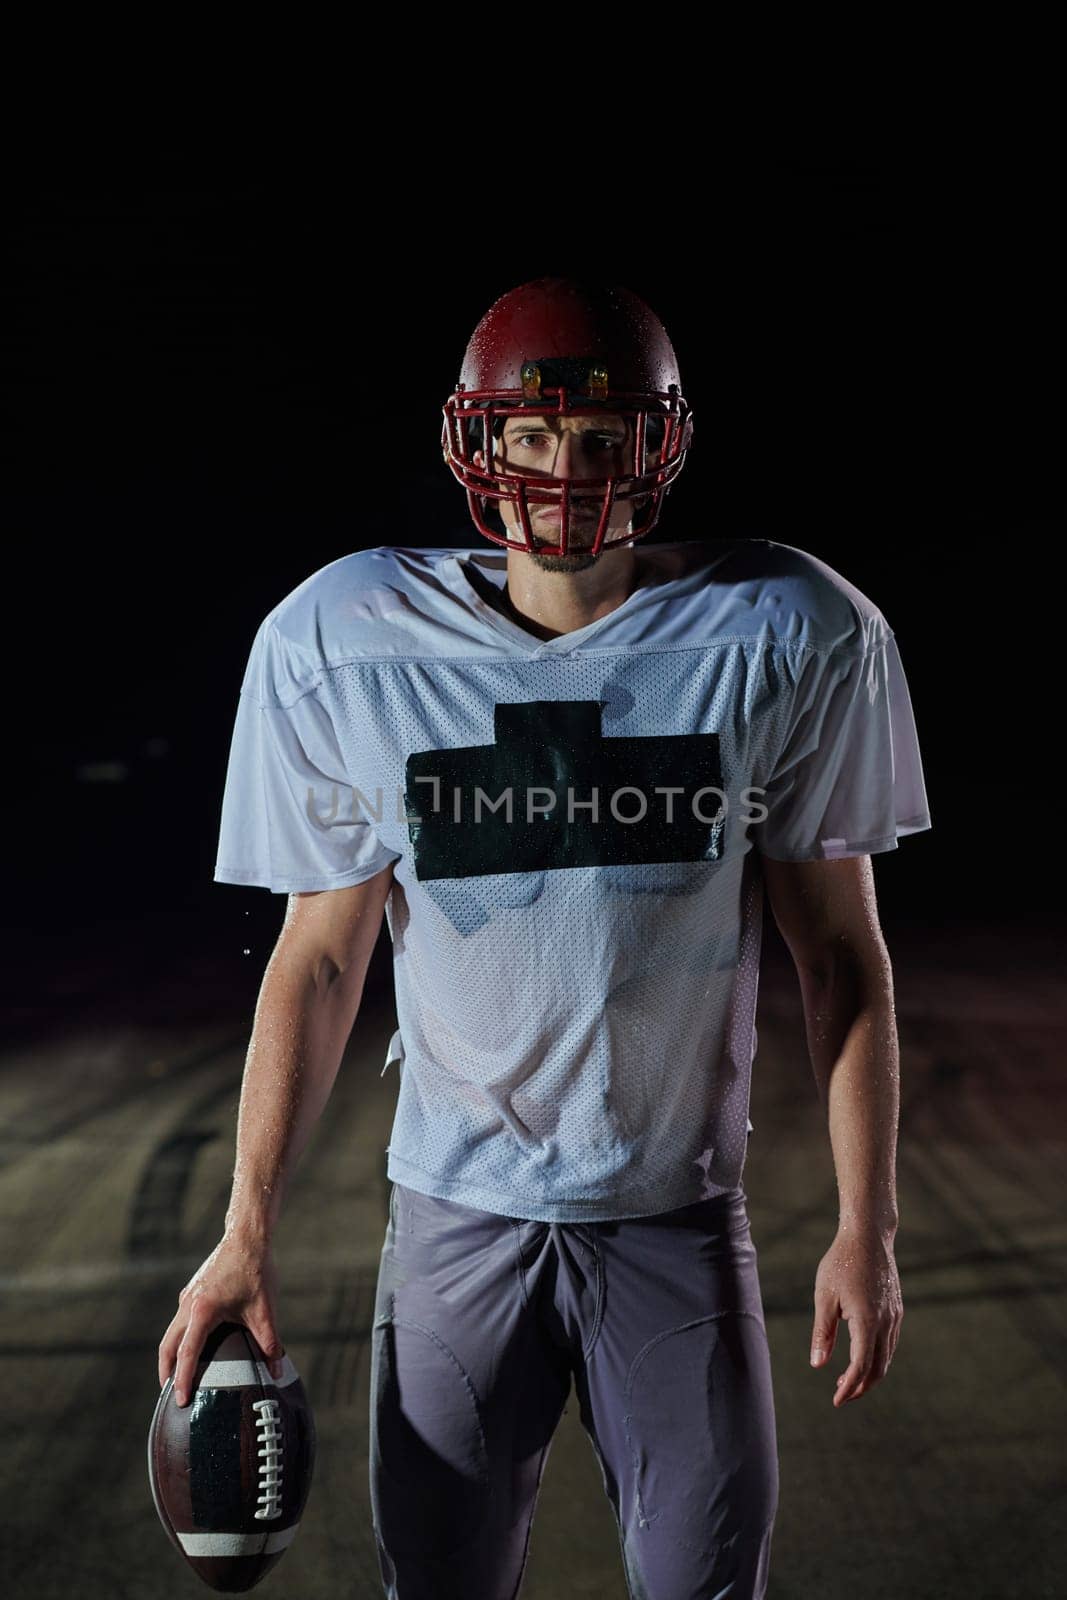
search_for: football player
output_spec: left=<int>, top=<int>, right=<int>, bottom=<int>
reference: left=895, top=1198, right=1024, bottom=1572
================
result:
left=160, top=276, right=932, bottom=1599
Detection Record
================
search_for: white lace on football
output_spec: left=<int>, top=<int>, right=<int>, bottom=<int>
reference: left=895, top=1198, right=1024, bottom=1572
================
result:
left=253, top=1398, right=283, bottom=1519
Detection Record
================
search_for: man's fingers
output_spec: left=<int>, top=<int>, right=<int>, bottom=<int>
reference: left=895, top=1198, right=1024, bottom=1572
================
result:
left=850, top=1329, right=886, bottom=1399
left=832, top=1320, right=875, bottom=1405
left=158, top=1315, right=186, bottom=1390
left=173, top=1310, right=216, bottom=1407
left=810, top=1322, right=837, bottom=1365
left=888, top=1308, right=903, bottom=1365
left=833, top=1362, right=862, bottom=1404
left=250, top=1319, right=286, bottom=1380
left=811, top=1286, right=840, bottom=1367
left=834, top=1319, right=898, bottom=1404
left=871, top=1322, right=894, bottom=1386
left=878, top=1311, right=902, bottom=1381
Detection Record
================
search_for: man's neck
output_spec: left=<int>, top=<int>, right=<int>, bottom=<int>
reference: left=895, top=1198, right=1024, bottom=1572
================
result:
left=500, top=543, right=639, bottom=641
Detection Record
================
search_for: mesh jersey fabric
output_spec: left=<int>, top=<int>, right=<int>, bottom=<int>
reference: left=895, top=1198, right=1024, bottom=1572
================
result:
left=214, top=539, right=933, bottom=1222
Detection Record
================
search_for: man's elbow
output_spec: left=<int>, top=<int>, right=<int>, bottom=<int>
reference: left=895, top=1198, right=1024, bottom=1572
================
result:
left=761, top=853, right=892, bottom=992
left=795, top=932, right=893, bottom=1004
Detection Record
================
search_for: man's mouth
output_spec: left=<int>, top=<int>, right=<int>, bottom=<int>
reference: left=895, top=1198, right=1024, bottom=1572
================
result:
left=535, top=507, right=596, bottom=523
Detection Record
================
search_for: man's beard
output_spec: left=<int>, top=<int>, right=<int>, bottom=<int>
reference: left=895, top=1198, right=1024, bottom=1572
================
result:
left=494, top=502, right=628, bottom=570
left=526, top=547, right=601, bottom=574
left=524, top=514, right=607, bottom=572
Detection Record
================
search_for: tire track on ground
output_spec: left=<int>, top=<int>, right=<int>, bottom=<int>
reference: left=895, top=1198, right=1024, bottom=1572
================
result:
left=0, top=1026, right=248, bottom=1176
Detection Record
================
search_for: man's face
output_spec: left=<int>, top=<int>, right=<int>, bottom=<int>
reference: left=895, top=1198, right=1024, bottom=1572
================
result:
left=473, top=411, right=656, bottom=572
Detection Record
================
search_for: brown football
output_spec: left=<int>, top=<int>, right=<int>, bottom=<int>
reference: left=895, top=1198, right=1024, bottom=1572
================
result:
left=148, top=1321, right=316, bottom=1592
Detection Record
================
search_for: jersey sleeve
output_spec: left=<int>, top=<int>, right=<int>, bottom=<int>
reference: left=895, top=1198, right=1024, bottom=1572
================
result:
left=756, top=628, right=932, bottom=862
left=213, top=615, right=401, bottom=893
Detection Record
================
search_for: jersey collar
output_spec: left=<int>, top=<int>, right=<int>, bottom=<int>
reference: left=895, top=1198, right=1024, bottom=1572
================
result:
left=440, top=546, right=679, bottom=658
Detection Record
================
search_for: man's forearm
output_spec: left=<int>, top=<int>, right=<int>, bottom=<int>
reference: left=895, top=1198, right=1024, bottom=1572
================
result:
left=223, top=949, right=365, bottom=1246
left=796, top=942, right=900, bottom=1237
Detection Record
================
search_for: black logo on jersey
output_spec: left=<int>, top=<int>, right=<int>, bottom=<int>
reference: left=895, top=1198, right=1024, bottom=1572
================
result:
left=404, top=700, right=724, bottom=880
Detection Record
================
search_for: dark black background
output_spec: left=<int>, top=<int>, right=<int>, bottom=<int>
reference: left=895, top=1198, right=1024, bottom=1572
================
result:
left=2, top=155, right=1057, bottom=958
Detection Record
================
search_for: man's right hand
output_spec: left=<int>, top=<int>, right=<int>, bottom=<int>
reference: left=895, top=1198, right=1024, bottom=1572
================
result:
left=158, top=1234, right=286, bottom=1407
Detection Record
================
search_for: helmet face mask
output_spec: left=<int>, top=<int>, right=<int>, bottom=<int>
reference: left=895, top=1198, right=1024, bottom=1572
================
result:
left=441, top=281, right=694, bottom=557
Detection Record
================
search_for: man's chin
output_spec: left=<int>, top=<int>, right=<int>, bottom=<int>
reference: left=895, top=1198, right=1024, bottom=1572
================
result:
left=527, top=548, right=601, bottom=573
left=524, top=520, right=604, bottom=569
left=496, top=516, right=629, bottom=570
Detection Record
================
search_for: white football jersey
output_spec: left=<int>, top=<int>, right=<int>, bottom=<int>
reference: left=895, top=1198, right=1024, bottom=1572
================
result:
left=215, top=540, right=932, bottom=1221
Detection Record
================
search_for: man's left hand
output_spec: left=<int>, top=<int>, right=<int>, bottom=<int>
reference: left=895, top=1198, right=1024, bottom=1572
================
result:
left=809, top=1227, right=903, bottom=1406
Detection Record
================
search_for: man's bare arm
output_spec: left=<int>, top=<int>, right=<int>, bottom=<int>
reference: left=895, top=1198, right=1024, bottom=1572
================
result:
left=159, top=861, right=397, bottom=1405
left=760, top=851, right=899, bottom=1235
left=225, top=861, right=397, bottom=1247
left=759, top=850, right=904, bottom=1406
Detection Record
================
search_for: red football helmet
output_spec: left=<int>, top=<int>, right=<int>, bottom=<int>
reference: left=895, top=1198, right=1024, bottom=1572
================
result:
left=441, top=277, right=694, bottom=555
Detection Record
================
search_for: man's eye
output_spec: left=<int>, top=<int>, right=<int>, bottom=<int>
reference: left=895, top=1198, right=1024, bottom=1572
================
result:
left=514, top=434, right=623, bottom=449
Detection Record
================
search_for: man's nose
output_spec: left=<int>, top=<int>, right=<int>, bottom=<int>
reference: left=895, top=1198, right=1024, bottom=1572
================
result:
left=551, top=431, right=580, bottom=480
